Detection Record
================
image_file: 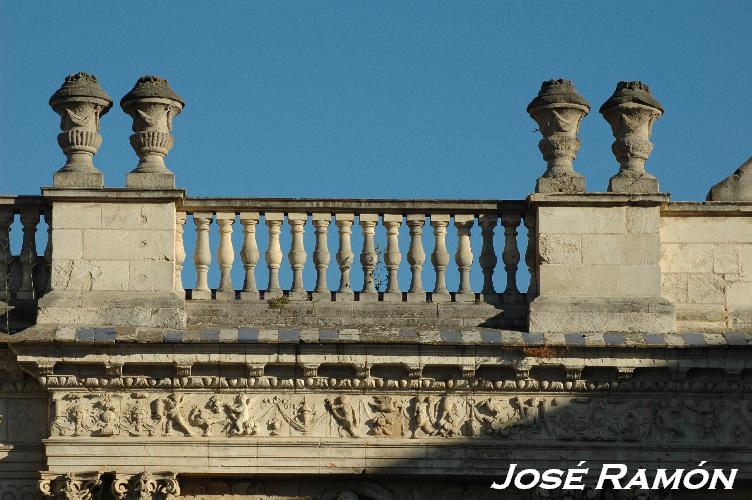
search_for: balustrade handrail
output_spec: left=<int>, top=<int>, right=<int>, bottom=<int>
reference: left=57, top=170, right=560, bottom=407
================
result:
left=0, top=195, right=49, bottom=213
left=180, top=197, right=526, bottom=215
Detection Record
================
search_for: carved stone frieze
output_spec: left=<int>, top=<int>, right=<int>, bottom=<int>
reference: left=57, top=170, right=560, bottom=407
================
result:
left=45, top=390, right=751, bottom=445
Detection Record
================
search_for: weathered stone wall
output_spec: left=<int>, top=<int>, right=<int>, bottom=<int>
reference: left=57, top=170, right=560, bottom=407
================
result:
left=661, top=213, right=752, bottom=332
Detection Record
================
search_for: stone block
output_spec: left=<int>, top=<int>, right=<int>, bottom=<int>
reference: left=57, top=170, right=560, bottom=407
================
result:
left=101, top=203, right=175, bottom=230
left=625, top=206, right=660, bottom=234
left=660, top=243, right=714, bottom=273
left=128, top=260, right=174, bottom=291
left=727, top=281, right=752, bottom=308
left=538, top=265, right=619, bottom=296
left=537, top=206, right=626, bottom=235
left=126, top=171, right=175, bottom=189
left=661, top=273, right=689, bottom=303
left=529, top=296, right=675, bottom=333
left=687, top=273, right=727, bottom=304
left=660, top=217, right=752, bottom=243
left=535, top=174, right=585, bottom=194
left=357, top=292, right=378, bottom=302
left=53, top=203, right=101, bottom=229
left=53, top=170, right=104, bottom=189
left=608, top=174, right=659, bottom=194
left=82, top=229, right=174, bottom=260
left=739, top=245, right=752, bottom=281
left=51, top=229, right=83, bottom=260
left=539, top=234, right=581, bottom=265
left=712, top=244, right=739, bottom=274
left=51, top=259, right=129, bottom=291
left=37, top=291, right=186, bottom=329
left=619, top=265, right=661, bottom=296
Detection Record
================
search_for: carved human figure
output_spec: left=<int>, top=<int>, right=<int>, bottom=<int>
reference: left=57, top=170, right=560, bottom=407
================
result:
left=412, top=396, right=434, bottom=438
left=227, top=394, right=258, bottom=436
left=124, top=403, right=156, bottom=437
left=156, top=393, right=193, bottom=436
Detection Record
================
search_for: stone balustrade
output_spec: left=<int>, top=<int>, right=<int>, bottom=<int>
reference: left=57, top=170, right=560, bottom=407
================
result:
left=177, top=199, right=530, bottom=304
left=0, top=72, right=750, bottom=336
left=0, top=196, right=50, bottom=306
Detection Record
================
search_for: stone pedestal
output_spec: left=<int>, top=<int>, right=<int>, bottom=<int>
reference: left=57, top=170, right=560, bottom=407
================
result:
left=527, top=193, right=675, bottom=334
left=36, top=188, right=186, bottom=330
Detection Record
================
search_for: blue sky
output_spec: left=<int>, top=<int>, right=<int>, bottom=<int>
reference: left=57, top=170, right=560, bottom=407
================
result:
left=2, top=1, right=751, bottom=292
left=2, top=1, right=751, bottom=201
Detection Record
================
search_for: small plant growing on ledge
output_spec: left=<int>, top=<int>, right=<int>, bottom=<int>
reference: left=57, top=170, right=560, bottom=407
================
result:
left=266, top=296, right=290, bottom=310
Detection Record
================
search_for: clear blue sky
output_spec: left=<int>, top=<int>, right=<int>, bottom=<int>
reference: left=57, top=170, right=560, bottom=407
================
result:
left=2, top=1, right=751, bottom=201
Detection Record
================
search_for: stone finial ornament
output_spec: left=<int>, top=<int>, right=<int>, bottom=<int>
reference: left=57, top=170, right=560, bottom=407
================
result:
left=527, top=79, right=590, bottom=193
left=120, top=76, right=184, bottom=189
left=707, top=157, right=752, bottom=201
left=49, top=72, right=113, bottom=188
left=600, top=81, right=664, bottom=193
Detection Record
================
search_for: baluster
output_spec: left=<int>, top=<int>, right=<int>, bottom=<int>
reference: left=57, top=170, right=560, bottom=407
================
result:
left=0, top=209, right=13, bottom=301
left=501, top=212, right=522, bottom=298
left=383, top=214, right=402, bottom=302
left=454, top=214, right=474, bottom=302
left=17, top=209, right=39, bottom=300
left=43, top=210, right=52, bottom=294
left=216, top=213, right=235, bottom=301
left=288, top=213, right=308, bottom=300
left=524, top=212, right=538, bottom=298
left=478, top=214, right=498, bottom=303
left=312, top=213, right=331, bottom=300
left=335, top=213, right=354, bottom=301
left=175, top=212, right=186, bottom=297
left=265, top=213, right=284, bottom=299
left=406, top=214, right=426, bottom=303
left=430, top=214, right=451, bottom=302
left=239, top=212, right=260, bottom=300
left=359, top=214, right=379, bottom=302
left=192, top=213, right=212, bottom=300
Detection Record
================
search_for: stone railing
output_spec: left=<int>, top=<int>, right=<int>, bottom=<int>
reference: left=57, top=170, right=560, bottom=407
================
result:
left=0, top=196, right=50, bottom=303
left=178, top=198, right=530, bottom=304
left=1, top=72, right=751, bottom=336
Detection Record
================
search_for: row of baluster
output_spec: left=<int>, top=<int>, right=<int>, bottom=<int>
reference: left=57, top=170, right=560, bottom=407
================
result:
left=176, top=211, right=537, bottom=301
left=0, top=206, right=50, bottom=300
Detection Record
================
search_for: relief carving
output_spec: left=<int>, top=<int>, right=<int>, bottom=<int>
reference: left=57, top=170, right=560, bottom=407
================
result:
left=39, top=473, right=101, bottom=500
left=112, top=472, right=180, bottom=500
left=44, top=391, right=745, bottom=446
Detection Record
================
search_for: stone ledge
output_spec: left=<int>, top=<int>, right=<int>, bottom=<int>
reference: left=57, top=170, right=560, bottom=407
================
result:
left=528, top=192, right=670, bottom=207
left=528, top=296, right=675, bottom=334
left=41, top=187, right=185, bottom=202
left=5, top=325, right=750, bottom=348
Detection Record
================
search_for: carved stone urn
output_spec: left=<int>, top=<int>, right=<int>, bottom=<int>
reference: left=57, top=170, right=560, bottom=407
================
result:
left=120, top=76, right=184, bottom=189
left=707, top=156, right=752, bottom=201
left=49, top=72, right=112, bottom=188
left=527, top=79, right=590, bottom=193
left=600, top=81, right=664, bottom=193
